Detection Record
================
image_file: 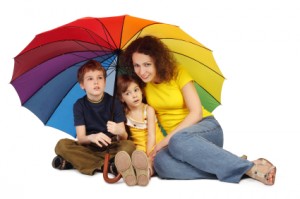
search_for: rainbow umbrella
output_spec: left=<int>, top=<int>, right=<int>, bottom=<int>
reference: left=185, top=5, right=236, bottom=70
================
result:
left=10, top=15, right=224, bottom=137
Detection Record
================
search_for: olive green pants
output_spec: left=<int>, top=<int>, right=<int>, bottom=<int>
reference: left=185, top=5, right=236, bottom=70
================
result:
left=54, top=138, right=136, bottom=175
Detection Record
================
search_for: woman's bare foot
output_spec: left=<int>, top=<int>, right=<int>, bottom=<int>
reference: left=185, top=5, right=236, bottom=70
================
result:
left=246, top=158, right=276, bottom=185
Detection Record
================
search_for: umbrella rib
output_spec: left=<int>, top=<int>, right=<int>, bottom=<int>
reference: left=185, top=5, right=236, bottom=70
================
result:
left=54, top=22, right=117, bottom=50
left=162, top=38, right=212, bottom=51
left=172, top=51, right=225, bottom=79
left=63, top=25, right=116, bottom=50
left=15, top=41, right=109, bottom=60
left=87, top=25, right=116, bottom=50
left=73, top=40, right=111, bottom=57
left=93, top=18, right=118, bottom=49
left=120, top=22, right=161, bottom=49
left=117, top=16, right=127, bottom=49
left=195, top=82, right=222, bottom=106
left=161, top=37, right=224, bottom=78
left=15, top=26, right=116, bottom=58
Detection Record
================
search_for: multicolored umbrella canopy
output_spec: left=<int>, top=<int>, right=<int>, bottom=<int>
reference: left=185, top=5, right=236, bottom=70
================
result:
left=11, top=15, right=224, bottom=137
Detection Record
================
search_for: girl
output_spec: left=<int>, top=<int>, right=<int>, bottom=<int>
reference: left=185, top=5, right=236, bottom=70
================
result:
left=114, top=75, right=164, bottom=186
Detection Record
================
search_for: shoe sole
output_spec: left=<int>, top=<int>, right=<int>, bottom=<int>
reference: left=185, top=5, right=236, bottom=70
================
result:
left=115, top=151, right=136, bottom=186
left=131, top=150, right=150, bottom=186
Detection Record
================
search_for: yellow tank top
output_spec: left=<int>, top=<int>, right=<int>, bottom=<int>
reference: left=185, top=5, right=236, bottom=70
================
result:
left=126, top=105, right=164, bottom=152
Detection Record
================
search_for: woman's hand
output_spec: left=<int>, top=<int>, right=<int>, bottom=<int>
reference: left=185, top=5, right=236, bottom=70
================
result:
left=149, top=136, right=170, bottom=160
left=155, top=138, right=169, bottom=151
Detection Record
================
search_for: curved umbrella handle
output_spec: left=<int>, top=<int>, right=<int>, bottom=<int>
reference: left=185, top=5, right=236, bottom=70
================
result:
left=103, top=153, right=122, bottom=183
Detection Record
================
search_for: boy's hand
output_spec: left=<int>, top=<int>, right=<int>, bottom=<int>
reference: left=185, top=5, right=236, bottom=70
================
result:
left=88, top=133, right=111, bottom=148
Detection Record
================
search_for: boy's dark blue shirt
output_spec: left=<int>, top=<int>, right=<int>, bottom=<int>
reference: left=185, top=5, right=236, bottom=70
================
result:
left=73, top=92, right=126, bottom=137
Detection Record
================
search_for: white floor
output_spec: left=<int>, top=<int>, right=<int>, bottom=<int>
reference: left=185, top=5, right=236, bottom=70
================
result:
left=1, top=1, right=300, bottom=199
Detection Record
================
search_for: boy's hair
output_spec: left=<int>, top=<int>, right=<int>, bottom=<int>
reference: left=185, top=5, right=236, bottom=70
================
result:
left=77, top=60, right=106, bottom=83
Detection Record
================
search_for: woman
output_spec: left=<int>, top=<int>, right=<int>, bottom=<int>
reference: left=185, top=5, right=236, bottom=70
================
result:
left=121, top=35, right=276, bottom=185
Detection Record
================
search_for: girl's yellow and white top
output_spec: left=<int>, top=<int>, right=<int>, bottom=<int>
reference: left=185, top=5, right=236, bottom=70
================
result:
left=144, top=66, right=212, bottom=135
left=126, top=104, right=164, bottom=152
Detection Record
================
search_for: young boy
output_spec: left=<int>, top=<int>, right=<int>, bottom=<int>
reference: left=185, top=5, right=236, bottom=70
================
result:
left=52, top=60, right=135, bottom=175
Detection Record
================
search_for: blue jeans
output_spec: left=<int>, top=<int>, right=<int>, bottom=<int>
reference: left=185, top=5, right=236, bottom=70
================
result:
left=154, top=116, right=254, bottom=183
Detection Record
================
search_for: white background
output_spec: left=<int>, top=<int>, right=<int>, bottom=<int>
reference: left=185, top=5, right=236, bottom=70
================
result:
left=1, top=0, right=299, bottom=198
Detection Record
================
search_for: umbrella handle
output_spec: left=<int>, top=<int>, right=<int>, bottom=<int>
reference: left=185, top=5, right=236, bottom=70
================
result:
left=103, top=153, right=122, bottom=183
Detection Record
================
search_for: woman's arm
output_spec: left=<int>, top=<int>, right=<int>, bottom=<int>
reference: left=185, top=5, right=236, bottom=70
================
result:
left=155, top=81, right=203, bottom=151
left=146, top=105, right=157, bottom=155
left=169, top=81, right=203, bottom=135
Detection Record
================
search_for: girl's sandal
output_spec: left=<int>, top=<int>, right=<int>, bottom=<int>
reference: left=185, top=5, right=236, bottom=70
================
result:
left=131, top=150, right=151, bottom=186
left=115, top=151, right=137, bottom=186
left=246, top=158, right=276, bottom=185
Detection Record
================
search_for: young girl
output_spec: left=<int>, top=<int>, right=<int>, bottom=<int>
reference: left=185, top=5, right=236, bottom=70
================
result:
left=114, top=75, right=164, bottom=186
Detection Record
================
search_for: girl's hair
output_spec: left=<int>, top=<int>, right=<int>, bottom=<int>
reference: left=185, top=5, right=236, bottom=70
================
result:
left=120, top=35, right=178, bottom=83
left=117, top=75, right=143, bottom=140
left=116, top=74, right=144, bottom=113
left=77, top=60, right=106, bottom=83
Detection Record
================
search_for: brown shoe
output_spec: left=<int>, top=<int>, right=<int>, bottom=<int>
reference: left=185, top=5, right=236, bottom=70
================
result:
left=131, top=150, right=150, bottom=186
left=115, top=151, right=137, bottom=186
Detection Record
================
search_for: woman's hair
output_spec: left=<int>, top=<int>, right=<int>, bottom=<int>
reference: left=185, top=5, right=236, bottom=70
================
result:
left=77, top=60, right=106, bottom=83
left=120, top=35, right=178, bottom=83
left=116, top=74, right=144, bottom=113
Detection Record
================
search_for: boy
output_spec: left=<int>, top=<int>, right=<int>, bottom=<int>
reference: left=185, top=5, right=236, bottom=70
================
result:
left=52, top=60, right=135, bottom=175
